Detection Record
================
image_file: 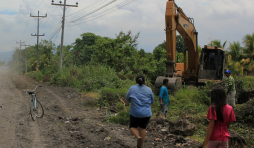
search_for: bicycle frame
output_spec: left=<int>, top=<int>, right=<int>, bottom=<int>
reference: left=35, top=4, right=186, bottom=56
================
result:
left=31, top=94, right=37, bottom=109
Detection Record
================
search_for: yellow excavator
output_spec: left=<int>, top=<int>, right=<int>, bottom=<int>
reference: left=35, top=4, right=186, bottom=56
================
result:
left=155, top=0, right=228, bottom=94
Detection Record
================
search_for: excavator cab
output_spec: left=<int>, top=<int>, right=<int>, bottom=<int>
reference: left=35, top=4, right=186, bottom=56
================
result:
left=198, top=46, right=227, bottom=83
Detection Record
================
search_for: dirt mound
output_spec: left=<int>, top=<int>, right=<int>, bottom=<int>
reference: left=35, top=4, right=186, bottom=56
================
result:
left=146, top=117, right=201, bottom=148
left=168, top=119, right=196, bottom=136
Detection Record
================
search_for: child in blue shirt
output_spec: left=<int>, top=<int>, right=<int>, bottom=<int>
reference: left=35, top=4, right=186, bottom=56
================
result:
left=159, top=79, right=170, bottom=117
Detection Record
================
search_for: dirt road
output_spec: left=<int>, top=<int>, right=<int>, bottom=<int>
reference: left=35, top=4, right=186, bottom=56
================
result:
left=0, top=69, right=200, bottom=148
left=0, top=69, right=141, bottom=148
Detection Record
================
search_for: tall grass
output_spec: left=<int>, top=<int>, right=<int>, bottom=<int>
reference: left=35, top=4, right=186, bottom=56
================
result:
left=50, top=64, right=128, bottom=92
left=168, top=87, right=209, bottom=118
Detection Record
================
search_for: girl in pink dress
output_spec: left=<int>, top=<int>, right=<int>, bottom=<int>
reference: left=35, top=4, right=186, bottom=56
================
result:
left=203, top=86, right=236, bottom=148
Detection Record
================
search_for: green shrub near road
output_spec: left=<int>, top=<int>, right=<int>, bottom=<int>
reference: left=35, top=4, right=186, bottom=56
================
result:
left=50, top=64, right=128, bottom=92
left=28, top=71, right=43, bottom=82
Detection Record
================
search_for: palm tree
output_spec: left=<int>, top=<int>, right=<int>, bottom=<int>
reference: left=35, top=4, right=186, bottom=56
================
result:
left=228, top=41, right=243, bottom=61
left=243, top=33, right=254, bottom=59
left=208, top=39, right=227, bottom=49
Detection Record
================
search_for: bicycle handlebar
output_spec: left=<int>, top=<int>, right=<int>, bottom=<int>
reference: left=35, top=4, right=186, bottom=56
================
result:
left=27, top=86, right=42, bottom=94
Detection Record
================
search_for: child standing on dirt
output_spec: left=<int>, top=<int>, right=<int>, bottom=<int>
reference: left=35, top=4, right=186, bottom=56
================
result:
left=159, top=79, right=170, bottom=117
left=203, top=86, right=236, bottom=148
left=126, top=75, right=154, bottom=148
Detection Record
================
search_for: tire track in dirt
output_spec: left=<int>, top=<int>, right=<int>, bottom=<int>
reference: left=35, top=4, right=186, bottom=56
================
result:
left=10, top=75, right=45, bottom=148
left=7, top=73, right=146, bottom=148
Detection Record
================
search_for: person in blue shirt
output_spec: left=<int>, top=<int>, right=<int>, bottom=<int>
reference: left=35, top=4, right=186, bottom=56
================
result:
left=126, top=75, right=154, bottom=148
left=159, top=79, right=170, bottom=117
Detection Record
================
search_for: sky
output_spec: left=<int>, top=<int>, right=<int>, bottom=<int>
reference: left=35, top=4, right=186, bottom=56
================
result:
left=0, top=0, right=253, bottom=55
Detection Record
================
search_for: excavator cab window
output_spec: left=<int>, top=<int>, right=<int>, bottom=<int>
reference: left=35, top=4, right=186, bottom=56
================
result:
left=204, top=52, right=216, bottom=70
left=199, top=48, right=225, bottom=80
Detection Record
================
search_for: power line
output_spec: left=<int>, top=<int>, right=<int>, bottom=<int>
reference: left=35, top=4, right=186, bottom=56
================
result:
left=67, top=0, right=117, bottom=23
left=66, top=0, right=136, bottom=27
left=35, top=0, right=45, bottom=10
left=52, top=28, right=62, bottom=43
left=65, top=0, right=108, bottom=22
left=66, top=0, right=133, bottom=25
left=50, top=27, right=61, bottom=41
left=66, top=0, right=103, bottom=18
left=64, top=0, right=83, bottom=16
left=40, top=7, right=58, bottom=29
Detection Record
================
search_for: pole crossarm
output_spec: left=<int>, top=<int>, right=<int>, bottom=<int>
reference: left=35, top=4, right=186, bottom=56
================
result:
left=21, top=44, right=30, bottom=48
left=31, top=34, right=45, bottom=36
left=51, top=3, right=78, bottom=7
left=30, top=14, right=47, bottom=17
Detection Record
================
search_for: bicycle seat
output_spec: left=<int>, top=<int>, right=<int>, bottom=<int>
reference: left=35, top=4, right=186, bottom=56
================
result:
left=27, top=91, right=35, bottom=95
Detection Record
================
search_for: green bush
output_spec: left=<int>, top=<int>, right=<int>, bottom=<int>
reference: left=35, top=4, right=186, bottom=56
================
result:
left=234, top=99, right=254, bottom=125
left=109, top=108, right=130, bottom=125
left=28, top=71, right=43, bottom=82
left=236, top=76, right=254, bottom=91
left=99, top=82, right=132, bottom=105
left=50, top=64, right=129, bottom=92
left=116, top=102, right=124, bottom=110
left=168, top=87, right=209, bottom=118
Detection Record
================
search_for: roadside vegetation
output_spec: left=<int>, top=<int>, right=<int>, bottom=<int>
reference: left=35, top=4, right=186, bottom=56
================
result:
left=9, top=31, right=254, bottom=146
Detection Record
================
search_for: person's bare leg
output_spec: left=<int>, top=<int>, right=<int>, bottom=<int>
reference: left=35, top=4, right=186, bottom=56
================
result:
left=130, top=127, right=140, bottom=138
left=139, top=128, right=146, bottom=147
left=131, top=128, right=142, bottom=148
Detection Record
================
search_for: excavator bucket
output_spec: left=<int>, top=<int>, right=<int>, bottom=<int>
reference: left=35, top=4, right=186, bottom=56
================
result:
left=154, top=76, right=182, bottom=95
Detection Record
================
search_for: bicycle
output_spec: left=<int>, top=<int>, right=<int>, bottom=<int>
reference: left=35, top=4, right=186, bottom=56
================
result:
left=27, top=86, right=44, bottom=121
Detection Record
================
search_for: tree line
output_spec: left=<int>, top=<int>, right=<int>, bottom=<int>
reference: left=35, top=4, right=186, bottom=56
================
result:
left=10, top=31, right=254, bottom=84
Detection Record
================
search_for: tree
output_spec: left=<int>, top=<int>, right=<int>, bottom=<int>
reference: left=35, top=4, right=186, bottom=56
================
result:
left=176, top=35, right=186, bottom=52
left=156, top=35, right=186, bottom=52
left=228, top=41, right=243, bottom=61
left=138, top=49, right=146, bottom=58
left=72, top=33, right=99, bottom=65
left=153, top=47, right=166, bottom=61
left=39, top=40, right=55, bottom=61
left=198, top=45, right=202, bottom=53
left=208, top=39, right=227, bottom=49
left=242, top=33, right=254, bottom=59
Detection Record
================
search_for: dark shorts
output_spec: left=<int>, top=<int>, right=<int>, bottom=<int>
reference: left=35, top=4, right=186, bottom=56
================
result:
left=129, top=115, right=150, bottom=129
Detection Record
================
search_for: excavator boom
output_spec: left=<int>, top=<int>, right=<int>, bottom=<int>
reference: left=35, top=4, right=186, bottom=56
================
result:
left=165, top=0, right=199, bottom=78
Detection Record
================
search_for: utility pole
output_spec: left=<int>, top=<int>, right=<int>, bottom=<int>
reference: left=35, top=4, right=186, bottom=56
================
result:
left=21, top=44, right=30, bottom=74
left=16, top=40, right=25, bottom=67
left=52, top=0, right=78, bottom=71
left=30, top=11, right=47, bottom=71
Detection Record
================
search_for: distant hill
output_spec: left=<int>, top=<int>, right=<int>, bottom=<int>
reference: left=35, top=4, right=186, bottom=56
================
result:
left=0, top=51, right=13, bottom=64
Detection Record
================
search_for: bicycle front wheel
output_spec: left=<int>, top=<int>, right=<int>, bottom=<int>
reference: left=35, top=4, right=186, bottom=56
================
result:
left=30, top=99, right=36, bottom=121
left=30, top=99, right=44, bottom=120
left=35, top=99, right=44, bottom=118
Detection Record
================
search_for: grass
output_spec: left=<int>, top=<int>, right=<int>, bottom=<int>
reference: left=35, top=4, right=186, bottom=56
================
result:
left=50, top=64, right=130, bottom=92
left=167, top=86, right=209, bottom=120
left=83, top=92, right=101, bottom=98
